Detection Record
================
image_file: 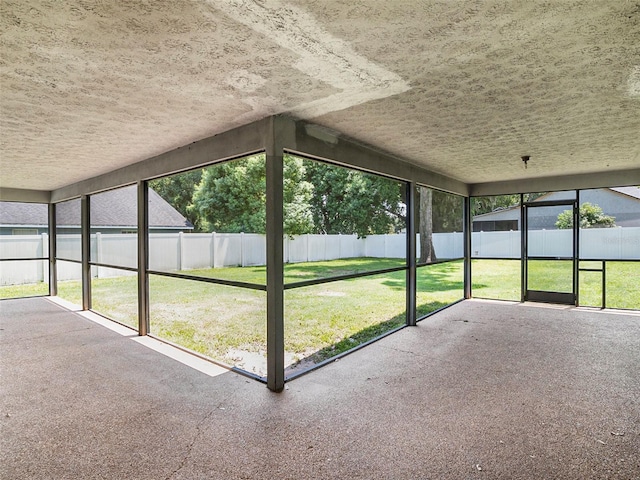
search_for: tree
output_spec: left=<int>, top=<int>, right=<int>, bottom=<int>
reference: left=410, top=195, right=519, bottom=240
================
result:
left=188, top=154, right=406, bottom=237
left=149, top=169, right=202, bottom=230
left=283, top=155, right=314, bottom=235
left=305, top=160, right=404, bottom=237
left=432, top=190, right=463, bottom=233
left=418, top=186, right=436, bottom=263
left=471, top=194, right=520, bottom=217
left=191, top=156, right=267, bottom=233
left=556, top=202, right=616, bottom=229
left=189, top=155, right=316, bottom=235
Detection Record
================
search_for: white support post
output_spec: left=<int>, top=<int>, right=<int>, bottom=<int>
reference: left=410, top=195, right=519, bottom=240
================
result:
left=240, top=232, right=245, bottom=267
left=211, top=232, right=216, bottom=268
left=40, top=232, right=48, bottom=283
left=96, top=232, right=102, bottom=278
left=96, top=232, right=102, bottom=263
left=178, top=231, right=184, bottom=271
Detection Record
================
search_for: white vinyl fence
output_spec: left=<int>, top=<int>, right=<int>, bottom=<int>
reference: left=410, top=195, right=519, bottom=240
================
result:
left=1, top=227, right=638, bottom=285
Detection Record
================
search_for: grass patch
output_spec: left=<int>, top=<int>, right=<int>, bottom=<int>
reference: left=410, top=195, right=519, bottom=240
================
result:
left=472, top=259, right=521, bottom=301
left=472, top=259, right=639, bottom=309
left=0, top=281, right=50, bottom=299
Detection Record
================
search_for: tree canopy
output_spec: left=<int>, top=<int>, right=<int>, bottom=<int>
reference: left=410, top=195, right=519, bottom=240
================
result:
left=160, top=154, right=406, bottom=237
left=191, top=156, right=267, bottom=233
left=556, top=202, right=616, bottom=229
left=149, top=169, right=202, bottom=229
left=304, top=159, right=404, bottom=237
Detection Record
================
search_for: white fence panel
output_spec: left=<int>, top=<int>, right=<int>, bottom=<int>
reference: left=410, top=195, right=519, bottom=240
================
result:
left=2, top=228, right=639, bottom=285
left=323, top=235, right=342, bottom=260
left=527, top=229, right=572, bottom=257
left=95, top=233, right=137, bottom=269
left=241, top=234, right=266, bottom=266
left=57, top=259, right=82, bottom=282
left=0, top=234, right=46, bottom=259
left=149, top=233, right=180, bottom=271
left=471, top=231, right=520, bottom=258
left=380, top=234, right=405, bottom=258
left=181, top=233, right=214, bottom=270
left=621, top=228, right=640, bottom=259
left=364, top=235, right=385, bottom=257
left=213, top=233, right=242, bottom=267
left=340, top=234, right=364, bottom=259
left=307, top=235, right=328, bottom=262
left=432, top=232, right=464, bottom=259
left=56, top=234, right=82, bottom=261
left=0, top=259, right=47, bottom=285
left=581, top=227, right=640, bottom=260
left=285, top=235, right=309, bottom=263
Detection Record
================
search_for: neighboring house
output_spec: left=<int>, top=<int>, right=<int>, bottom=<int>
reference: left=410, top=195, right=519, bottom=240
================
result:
left=473, top=187, right=640, bottom=231
left=0, top=186, right=193, bottom=235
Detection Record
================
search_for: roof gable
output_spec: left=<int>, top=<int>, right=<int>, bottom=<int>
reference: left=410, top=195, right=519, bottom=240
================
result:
left=0, top=187, right=193, bottom=229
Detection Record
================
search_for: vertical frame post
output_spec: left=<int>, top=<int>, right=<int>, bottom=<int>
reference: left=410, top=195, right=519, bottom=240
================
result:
left=81, top=195, right=91, bottom=310
left=48, top=203, right=57, bottom=296
left=406, top=182, right=416, bottom=326
left=266, top=146, right=285, bottom=392
left=602, top=260, right=606, bottom=309
left=520, top=194, right=526, bottom=302
left=463, top=196, right=472, bottom=299
left=138, top=181, right=149, bottom=336
left=574, top=190, right=580, bottom=306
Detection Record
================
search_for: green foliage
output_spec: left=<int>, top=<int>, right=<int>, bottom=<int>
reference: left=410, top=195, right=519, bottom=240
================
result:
left=304, top=159, right=405, bottom=237
left=556, top=202, right=616, bottom=229
left=154, top=154, right=467, bottom=239
left=188, top=155, right=317, bottom=235
left=471, top=194, right=520, bottom=217
left=191, top=156, right=267, bottom=233
left=432, top=190, right=463, bottom=232
left=283, top=156, right=314, bottom=235
left=149, top=170, right=202, bottom=230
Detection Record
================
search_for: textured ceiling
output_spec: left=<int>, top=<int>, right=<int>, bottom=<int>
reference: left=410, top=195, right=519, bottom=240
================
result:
left=1, top=0, right=639, bottom=192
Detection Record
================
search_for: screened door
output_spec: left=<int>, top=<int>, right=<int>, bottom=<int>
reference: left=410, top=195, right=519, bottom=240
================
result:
left=524, top=200, right=577, bottom=305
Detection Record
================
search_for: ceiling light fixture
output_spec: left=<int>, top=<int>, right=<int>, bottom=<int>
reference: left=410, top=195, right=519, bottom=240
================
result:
left=521, top=155, right=531, bottom=169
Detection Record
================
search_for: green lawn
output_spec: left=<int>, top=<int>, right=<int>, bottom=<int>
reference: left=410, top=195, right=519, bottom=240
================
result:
left=2, top=258, right=638, bottom=376
left=471, top=259, right=639, bottom=309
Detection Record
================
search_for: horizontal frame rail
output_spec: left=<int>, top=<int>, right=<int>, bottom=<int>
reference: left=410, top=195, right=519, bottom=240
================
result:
left=147, top=269, right=267, bottom=291
left=283, top=265, right=407, bottom=290
left=89, top=262, right=138, bottom=273
left=416, top=257, right=464, bottom=268
left=0, top=257, right=48, bottom=262
left=55, top=257, right=82, bottom=264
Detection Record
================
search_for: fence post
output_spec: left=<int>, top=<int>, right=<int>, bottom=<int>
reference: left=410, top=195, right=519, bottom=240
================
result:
left=178, top=231, right=184, bottom=271
left=306, top=234, right=311, bottom=262
left=618, top=227, right=622, bottom=259
left=284, top=234, right=289, bottom=264
left=240, top=232, right=245, bottom=267
left=40, top=233, right=48, bottom=283
left=214, top=232, right=216, bottom=268
left=96, top=232, right=102, bottom=278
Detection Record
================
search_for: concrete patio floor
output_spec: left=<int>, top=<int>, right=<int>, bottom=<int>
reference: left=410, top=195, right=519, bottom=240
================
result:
left=1, top=297, right=639, bottom=479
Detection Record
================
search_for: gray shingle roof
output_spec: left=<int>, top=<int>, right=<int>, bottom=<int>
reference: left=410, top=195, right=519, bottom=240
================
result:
left=0, top=186, right=193, bottom=229
left=611, top=186, right=640, bottom=200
